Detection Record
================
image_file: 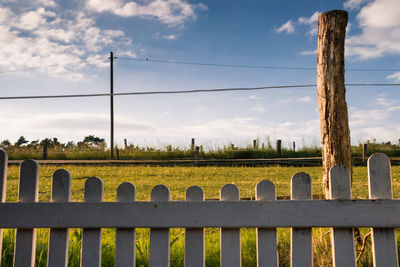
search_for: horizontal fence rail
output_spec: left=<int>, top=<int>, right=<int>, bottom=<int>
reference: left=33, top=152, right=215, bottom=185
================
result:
left=0, top=149, right=398, bottom=266
left=1, top=200, right=400, bottom=228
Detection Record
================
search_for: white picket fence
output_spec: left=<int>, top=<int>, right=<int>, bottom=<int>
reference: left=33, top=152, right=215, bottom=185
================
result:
left=0, top=149, right=399, bottom=267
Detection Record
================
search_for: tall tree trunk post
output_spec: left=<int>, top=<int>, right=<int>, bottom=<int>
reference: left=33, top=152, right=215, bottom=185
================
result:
left=317, top=10, right=352, bottom=198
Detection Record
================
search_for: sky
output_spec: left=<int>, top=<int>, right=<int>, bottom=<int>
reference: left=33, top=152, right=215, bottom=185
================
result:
left=0, top=0, right=400, bottom=149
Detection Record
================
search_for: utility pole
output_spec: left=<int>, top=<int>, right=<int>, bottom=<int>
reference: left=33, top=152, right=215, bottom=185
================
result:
left=109, top=51, right=115, bottom=158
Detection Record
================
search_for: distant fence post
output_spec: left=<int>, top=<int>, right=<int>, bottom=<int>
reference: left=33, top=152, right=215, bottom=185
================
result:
left=116, top=148, right=120, bottom=160
left=43, top=143, right=48, bottom=160
left=293, top=141, right=296, bottom=152
left=191, top=138, right=195, bottom=151
left=194, top=146, right=200, bottom=167
left=362, top=143, right=367, bottom=164
left=124, top=139, right=127, bottom=149
left=253, top=140, right=258, bottom=150
left=276, top=140, right=282, bottom=158
left=398, top=138, right=400, bottom=147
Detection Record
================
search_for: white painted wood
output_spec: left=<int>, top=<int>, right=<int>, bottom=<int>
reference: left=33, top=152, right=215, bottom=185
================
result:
left=150, top=184, right=170, bottom=267
left=256, top=180, right=278, bottom=267
left=329, top=166, right=355, bottom=267
left=185, top=186, right=205, bottom=267
left=2, top=199, right=400, bottom=228
left=0, top=149, right=7, bottom=267
left=14, top=160, right=39, bottom=267
left=368, top=153, right=398, bottom=267
left=220, top=184, right=241, bottom=267
left=291, top=172, right=312, bottom=267
left=48, top=169, right=71, bottom=267
left=115, top=182, right=136, bottom=267
left=81, top=177, right=103, bottom=267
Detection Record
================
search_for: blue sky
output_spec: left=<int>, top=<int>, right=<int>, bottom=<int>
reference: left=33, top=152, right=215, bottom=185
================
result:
left=0, top=0, right=399, bottom=148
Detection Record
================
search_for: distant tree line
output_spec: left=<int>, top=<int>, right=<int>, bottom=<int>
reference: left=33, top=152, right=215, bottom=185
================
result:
left=0, top=135, right=106, bottom=150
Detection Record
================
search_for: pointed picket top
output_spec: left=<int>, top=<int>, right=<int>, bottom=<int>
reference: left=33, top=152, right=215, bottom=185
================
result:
left=186, top=186, right=204, bottom=201
left=117, top=182, right=136, bottom=202
left=291, top=172, right=311, bottom=200
left=220, top=184, right=239, bottom=201
left=256, top=180, right=275, bottom=201
left=51, top=169, right=71, bottom=202
left=84, top=177, right=103, bottom=202
left=329, top=166, right=351, bottom=199
left=151, top=184, right=170, bottom=201
left=368, top=153, right=392, bottom=199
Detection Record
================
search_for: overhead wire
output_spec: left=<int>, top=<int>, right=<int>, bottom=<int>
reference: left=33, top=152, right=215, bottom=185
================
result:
left=1, top=83, right=399, bottom=100
left=117, top=57, right=400, bottom=72
left=1, top=56, right=400, bottom=74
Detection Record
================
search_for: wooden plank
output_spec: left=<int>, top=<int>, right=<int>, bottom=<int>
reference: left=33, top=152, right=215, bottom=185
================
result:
left=0, top=149, right=7, bottom=267
left=256, top=180, right=278, bottom=267
left=115, top=182, right=136, bottom=267
left=149, top=185, right=170, bottom=267
left=368, top=153, right=398, bottom=267
left=185, top=186, right=205, bottom=267
left=1, top=200, right=400, bottom=228
left=48, top=169, right=71, bottom=267
left=329, top=166, right=355, bottom=267
left=14, top=160, right=39, bottom=267
left=220, top=184, right=241, bottom=267
left=291, top=172, right=312, bottom=267
left=81, top=177, right=103, bottom=267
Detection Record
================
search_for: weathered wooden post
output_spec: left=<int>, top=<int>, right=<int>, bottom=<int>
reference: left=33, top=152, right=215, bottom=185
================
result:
left=43, top=143, right=48, bottom=160
left=194, top=146, right=200, bottom=167
left=253, top=140, right=258, bottom=150
left=317, top=10, right=352, bottom=198
left=124, top=139, right=127, bottom=149
left=191, top=138, right=195, bottom=151
left=293, top=141, right=296, bottom=152
left=276, top=140, right=282, bottom=158
left=116, top=148, right=120, bottom=160
left=362, top=143, right=368, bottom=164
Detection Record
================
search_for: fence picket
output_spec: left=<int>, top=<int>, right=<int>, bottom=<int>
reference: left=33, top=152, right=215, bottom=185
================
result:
left=14, top=160, right=39, bottom=267
left=220, top=184, right=241, bottom=267
left=115, top=182, right=136, bottom=267
left=291, top=172, right=312, bottom=267
left=81, top=177, right=103, bottom=267
left=0, top=149, right=7, bottom=267
left=368, top=153, right=398, bottom=266
left=185, top=186, right=205, bottom=267
left=150, top=185, right=170, bottom=267
left=256, top=180, right=278, bottom=267
left=48, top=169, right=71, bottom=267
left=329, top=166, right=355, bottom=267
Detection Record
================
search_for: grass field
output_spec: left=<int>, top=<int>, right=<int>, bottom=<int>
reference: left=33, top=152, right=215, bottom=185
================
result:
left=2, top=165, right=400, bottom=266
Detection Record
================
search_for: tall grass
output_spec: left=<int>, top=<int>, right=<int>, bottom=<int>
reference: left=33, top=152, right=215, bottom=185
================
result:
left=4, top=141, right=399, bottom=160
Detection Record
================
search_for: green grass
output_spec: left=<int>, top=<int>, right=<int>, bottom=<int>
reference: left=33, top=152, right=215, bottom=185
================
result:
left=1, top=165, right=400, bottom=266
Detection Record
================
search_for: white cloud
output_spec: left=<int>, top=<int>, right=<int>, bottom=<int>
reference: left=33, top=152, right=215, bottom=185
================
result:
left=251, top=104, right=265, bottom=112
left=387, top=72, right=400, bottom=82
left=343, top=0, right=371, bottom=10
left=276, top=20, right=294, bottom=34
left=86, top=0, right=200, bottom=26
left=0, top=4, right=132, bottom=80
left=346, top=0, right=400, bottom=60
left=298, top=11, right=320, bottom=36
left=299, top=49, right=317, bottom=56
left=162, top=34, right=179, bottom=40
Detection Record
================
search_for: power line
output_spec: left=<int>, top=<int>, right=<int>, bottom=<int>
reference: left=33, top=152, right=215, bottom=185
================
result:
left=1, top=83, right=399, bottom=100
left=1, top=56, right=399, bottom=74
left=0, top=59, right=102, bottom=74
left=118, top=57, right=400, bottom=72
